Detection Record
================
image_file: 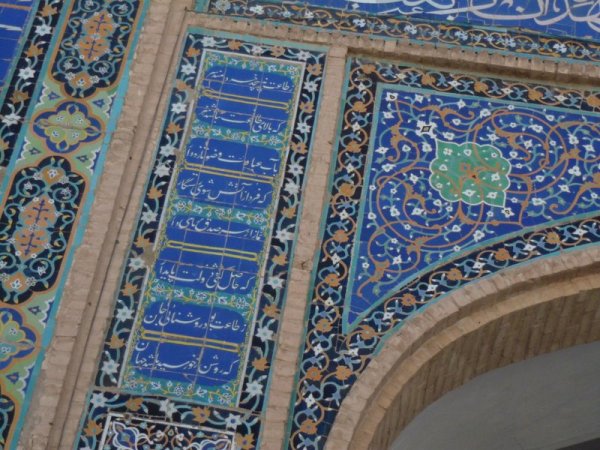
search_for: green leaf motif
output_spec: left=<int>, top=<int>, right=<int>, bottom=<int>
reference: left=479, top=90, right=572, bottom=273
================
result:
left=429, top=140, right=511, bottom=207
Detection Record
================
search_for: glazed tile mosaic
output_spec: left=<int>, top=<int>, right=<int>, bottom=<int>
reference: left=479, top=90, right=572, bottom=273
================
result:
left=205, top=0, right=600, bottom=63
left=0, top=0, right=66, bottom=168
left=0, top=0, right=37, bottom=88
left=286, top=0, right=599, bottom=38
left=286, top=59, right=600, bottom=449
left=77, top=30, right=325, bottom=449
left=0, top=0, right=146, bottom=446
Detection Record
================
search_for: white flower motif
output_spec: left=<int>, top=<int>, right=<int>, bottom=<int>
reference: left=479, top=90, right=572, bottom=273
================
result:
left=289, top=162, right=303, bottom=176
left=159, top=144, right=176, bottom=157
left=297, top=122, right=311, bottom=133
left=284, top=181, right=299, bottom=196
left=304, top=80, right=318, bottom=93
left=18, top=67, right=35, bottom=80
left=171, top=102, right=187, bottom=114
left=201, top=36, right=217, bottom=47
left=128, top=257, right=145, bottom=270
left=416, top=120, right=436, bottom=138
left=256, top=326, right=273, bottom=342
left=154, top=164, right=170, bottom=178
left=305, top=394, right=317, bottom=407
left=101, top=359, right=119, bottom=377
left=141, top=210, right=158, bottom=224
left=35, top=24, right=51, bottom=35
left=532, top=198, right=545, bottom=206
left=473, top=230, right=485, bottom=242
left=90, top=392, right=106, bottom=408
left=159, top=399, right=176, bottom=418
left=2, top=113, right=21, bottom=126
left=275, top=229, right=293, bottom=241
left=116, top=306, right=134, bottom=322
left=268, top=276, right=284, bottom=289
left=245, top=380, right=263, bottom=398
left=296, top=50, right=311, bottom=61
left=180, top=63, right=196, bottom=75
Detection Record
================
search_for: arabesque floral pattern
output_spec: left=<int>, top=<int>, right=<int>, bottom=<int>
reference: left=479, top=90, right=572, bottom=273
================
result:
left=286, top=59, right=600, bottom=450
left=77, top=31, right=325, bottom=449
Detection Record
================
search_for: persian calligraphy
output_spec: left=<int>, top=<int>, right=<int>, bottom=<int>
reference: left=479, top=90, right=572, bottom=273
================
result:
left=299, top=0, right=600, bottom=36
left=120, top=50, right=303, bottom=406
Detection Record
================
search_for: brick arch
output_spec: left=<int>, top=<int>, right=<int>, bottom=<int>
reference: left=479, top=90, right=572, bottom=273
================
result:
left=325, top=246, right=600, bottom=450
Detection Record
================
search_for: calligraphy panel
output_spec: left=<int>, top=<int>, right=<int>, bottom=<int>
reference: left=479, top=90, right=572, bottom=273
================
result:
left=286, top=59, right=600, bottom=450
left=206, top=0, right=600, bottom=64
left=120, top=50, right=304, bottom=405
left=289, top=0, right=600, bottom=38
left=78, top=31, right=325, bottom=449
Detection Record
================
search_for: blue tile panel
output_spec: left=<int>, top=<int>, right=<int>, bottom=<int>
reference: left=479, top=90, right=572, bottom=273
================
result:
left=120, top=50, right=304, bottom=405
left=77, top=32, right=325, bottom=449
left=206, top=1, right=600, bottom=63
left=346, top=86, right=600, bottom=325
left=284, top=0, right=599, bottom=39
left=286, top=59, right=600, bottom=450
left=0, top=0, right=36, bottom=87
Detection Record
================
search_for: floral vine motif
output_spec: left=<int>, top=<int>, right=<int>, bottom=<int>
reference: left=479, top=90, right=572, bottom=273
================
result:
left=0, top=0, right=65, bottom=167
left=51, top=0, right=142, bottom=98
left=0, top=157, right=85, bottom=304
left=207, top=0, right=600, bottom=64
left=286, top=59, right=600, bottom=450
left=79, top=32, right=325, bottom=449
left=0, top=0, right=145, bottom=445
left=429, top=140, right=511, bottom=207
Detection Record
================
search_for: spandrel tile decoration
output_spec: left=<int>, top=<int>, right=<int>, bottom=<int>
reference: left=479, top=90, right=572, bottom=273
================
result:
left=287, top=59, right=600, bottom=450
left=76, top=31, right=325, bottom=449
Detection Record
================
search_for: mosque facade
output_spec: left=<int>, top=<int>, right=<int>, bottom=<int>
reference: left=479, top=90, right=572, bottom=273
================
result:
left=0, top=0, right=598, bottom=448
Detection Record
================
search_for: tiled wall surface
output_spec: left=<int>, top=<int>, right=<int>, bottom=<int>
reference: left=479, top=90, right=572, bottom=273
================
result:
left=0, top=0, right=597, bottom=448
left=75, top=30, right=326, bottom=449
left=0, top=0, right=146, bottom=446
left=286, top=59, right=600, bottom=450
left=203, top=0, right=600, bottom=63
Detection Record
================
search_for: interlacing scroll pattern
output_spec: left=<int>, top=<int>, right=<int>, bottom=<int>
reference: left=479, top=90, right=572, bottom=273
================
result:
left=0, top=0, right=66, bottom=167
left=286, top=60, right=600, bottom=450
left=206, top=0, right=600, bottom=64
left=77, top=31, right=325, bottom=449
left=0, top=0, right=145, bottom=447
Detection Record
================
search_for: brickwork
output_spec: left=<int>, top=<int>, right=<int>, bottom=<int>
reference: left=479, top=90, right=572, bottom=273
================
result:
left=14, top=6, right=600, bottom=450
